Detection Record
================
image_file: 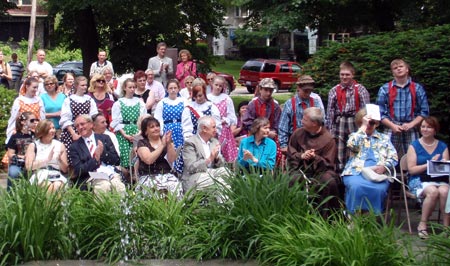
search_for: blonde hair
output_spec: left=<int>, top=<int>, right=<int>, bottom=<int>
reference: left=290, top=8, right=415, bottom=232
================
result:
left=88, top=73, right=112, bottom=93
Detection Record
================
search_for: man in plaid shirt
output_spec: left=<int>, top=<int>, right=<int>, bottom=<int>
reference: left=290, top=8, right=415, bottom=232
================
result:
left=326, top=62, right=370, bottom=172
left=376, top=59, right=429, bottom=159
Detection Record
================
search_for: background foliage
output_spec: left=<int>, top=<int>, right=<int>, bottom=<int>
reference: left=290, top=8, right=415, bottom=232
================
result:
left=302, top=24, right=450, bottom=142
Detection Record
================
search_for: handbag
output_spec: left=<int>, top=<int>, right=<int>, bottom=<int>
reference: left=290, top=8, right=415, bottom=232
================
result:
left=361, top=166, right=401, bottom=183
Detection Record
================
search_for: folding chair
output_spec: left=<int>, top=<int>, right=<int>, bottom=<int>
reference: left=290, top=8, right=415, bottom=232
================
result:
left=398, top=154, right=415, bottom=234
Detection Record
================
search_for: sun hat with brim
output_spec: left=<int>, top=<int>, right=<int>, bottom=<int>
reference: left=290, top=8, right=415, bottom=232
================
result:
left=296, top=75, right=315, bottom=85
left=259, top=78, right=276, bottom=89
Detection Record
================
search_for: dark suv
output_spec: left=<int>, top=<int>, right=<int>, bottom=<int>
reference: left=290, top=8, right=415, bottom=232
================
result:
left=53, top=61, right=84, bottom=84
left=238, top=59, right=302, bottom=93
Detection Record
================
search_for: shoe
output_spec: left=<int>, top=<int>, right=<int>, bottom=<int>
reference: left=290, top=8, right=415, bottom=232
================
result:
left=418, top=228, right=429, bottom=239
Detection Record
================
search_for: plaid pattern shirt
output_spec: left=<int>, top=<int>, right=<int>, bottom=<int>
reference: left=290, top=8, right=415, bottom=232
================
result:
left=326, top=83, right=370, bottom=132
left=377, top=78, right=429, bottom=123
left=278, top=94, right=325, bottom=148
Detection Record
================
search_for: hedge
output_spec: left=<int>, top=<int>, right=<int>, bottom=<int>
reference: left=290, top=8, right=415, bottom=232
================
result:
left=303, top=24, right=450, bottom=142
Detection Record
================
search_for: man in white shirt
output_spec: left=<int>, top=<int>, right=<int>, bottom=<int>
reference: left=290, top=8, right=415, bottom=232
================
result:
left=28, top=49, right=53, bottom=79
left=147, top=42, right=173, bottom=87
left=144, top=69, right=166, bottom=114
left=90, top=50, right=114, bottom=78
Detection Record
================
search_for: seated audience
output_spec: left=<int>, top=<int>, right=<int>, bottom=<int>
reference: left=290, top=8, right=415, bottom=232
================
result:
left=182, top=116, right=228, bottom=197
left=6, top=112, right=38, bottom=189
left=179, top=75, right=195, bottom=101
left=69, top=114, right=126, bottom=195
left=238, top=117, right=276, bottom=172
left=92, top=113, right=120, bottom=156
left=232, top=100, right=249, bottom=146
left=287, top=107, right=340, bottom=215
left=342, top=108, right=398, bottom=215
left=407, top=116, right=449, bottom=239
left=58, top=72, right=75, bottom=96
left=135, top=117, right=182, bottom=199
left=25, top=119, right=68, bottom=192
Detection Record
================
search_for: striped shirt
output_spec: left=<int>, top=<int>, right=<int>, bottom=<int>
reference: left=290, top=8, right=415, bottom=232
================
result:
left=8, top=61, right=24, bottom=81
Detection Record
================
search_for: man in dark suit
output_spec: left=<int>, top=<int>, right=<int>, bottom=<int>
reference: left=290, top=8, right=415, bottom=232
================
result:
left=182, top=116, right=228, bottom=196
left=69, top=114, right=125, bottom=194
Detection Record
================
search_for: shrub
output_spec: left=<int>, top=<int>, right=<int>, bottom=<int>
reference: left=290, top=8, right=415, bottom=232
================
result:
left=303, top=24, right=450, bottom=142
left=0, top=87, right=18, bottom=152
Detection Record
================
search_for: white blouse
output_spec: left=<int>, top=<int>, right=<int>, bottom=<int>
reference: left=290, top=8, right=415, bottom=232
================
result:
left=207, top=93, right=237, bottom=126
left=59, top=94, right=98, bottom=130
left=111, top=97, right=146, bottom=132
left=181, top=101, right=222, bottom=140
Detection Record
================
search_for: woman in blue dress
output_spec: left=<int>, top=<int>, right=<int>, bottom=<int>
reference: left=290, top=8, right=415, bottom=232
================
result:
left=407, top=116, right=449, bottom=239
left=342, top=108, right=398, bottom=215
left=154, top=79, right=185, bottom=149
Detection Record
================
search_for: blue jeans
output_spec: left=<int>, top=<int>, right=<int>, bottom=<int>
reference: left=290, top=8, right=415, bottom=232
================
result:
left=7, top=164, right=24, bottom=190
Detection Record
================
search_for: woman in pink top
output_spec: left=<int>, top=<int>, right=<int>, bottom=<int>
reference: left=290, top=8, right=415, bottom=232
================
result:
left=176, top=49, right=197, bottom=87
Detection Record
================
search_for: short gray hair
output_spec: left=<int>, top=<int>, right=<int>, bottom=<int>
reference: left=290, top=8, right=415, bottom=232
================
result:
left=197, top=116, right=214, bottom=134
left=75, top=114, right=93, bottom=124
left=304, top=107, right=324, bottom=125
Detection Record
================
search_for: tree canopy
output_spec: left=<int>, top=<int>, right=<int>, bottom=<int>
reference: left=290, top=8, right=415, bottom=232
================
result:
left=233, top=0, right=450, bottom=42
left=45, top=0, right=228, bottom=74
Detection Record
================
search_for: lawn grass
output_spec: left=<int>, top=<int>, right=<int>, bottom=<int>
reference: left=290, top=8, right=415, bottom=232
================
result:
left=211, top=60, right=245, bottom=80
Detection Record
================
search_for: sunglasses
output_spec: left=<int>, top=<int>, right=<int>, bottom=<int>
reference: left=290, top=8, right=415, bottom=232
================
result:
left=96, top=80, right=106, bottom=83
left=368, top=120, right=378, bottom=126
left=185, top=82, right=193, bottom=84
left=45, top=82, right=55, bottom=86
left=30, top=119, right=39, bottom=123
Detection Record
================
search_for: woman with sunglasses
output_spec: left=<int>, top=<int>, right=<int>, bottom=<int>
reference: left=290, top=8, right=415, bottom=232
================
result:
left=88, top=73, right=115, bottom=126
left=41, top=75, right=66, bottom=139
left=60, top=76, right=98, bottom=157
left=5, top=112, right=38, bottom=189
left=342, top=107, right=398, bottom=215
left=6, top=77, right=45, bottom=144
left=179, top=75, right=195, bottom=101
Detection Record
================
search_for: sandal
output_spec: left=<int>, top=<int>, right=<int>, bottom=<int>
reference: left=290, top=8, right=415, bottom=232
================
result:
left=418, top=228, right=429, bottom=239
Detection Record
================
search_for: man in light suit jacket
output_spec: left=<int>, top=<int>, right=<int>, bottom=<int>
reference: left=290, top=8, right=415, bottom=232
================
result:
left=69, top=114, right=125, bottom=194
left=147, top=42, right=173, bottom=87
left=182, top=116, right=228, bottom=195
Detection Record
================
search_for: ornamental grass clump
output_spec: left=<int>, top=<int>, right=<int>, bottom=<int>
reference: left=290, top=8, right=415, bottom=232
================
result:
left=258, top=212, right=414, bottom=266
left=421, top=225, right=450, bottom=265
left=0, top=179, right=72, bottom=265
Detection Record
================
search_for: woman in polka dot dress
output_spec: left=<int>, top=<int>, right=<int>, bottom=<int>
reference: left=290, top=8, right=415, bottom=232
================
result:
left=154, top=79, right=185, bottom=149
left=111, top=78, right=146, bottom=169
left=59, top=76, right=98, bottom=155
left=6, top=77, right=45, bottom=144
left=207, top=76, right=238, bottom=162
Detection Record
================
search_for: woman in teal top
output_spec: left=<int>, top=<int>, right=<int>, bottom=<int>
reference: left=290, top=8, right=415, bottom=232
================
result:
left=238, top=117, right=276, bottom=172
left=40, top=76, right=66, bottom=134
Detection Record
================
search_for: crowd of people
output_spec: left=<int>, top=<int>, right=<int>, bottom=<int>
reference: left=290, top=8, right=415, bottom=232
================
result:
left=1, top=45, right=449, bottom=239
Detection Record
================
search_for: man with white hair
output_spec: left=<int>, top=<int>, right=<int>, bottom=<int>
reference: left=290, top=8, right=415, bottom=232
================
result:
left=182, top=116, right=228, bottom=195
left=144, top=68, right=166, bottom=114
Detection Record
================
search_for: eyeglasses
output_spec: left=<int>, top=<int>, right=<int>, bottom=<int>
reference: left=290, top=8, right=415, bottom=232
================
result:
left=45, top=82, right=55, bottom=86
left=30, top=119, right=39, bottom=123
left=32, top=75, right=39, bottom=78
left=207, top=78, right=214, bottom=81
left=186, top=82, right=193, bottom=84
left=96, top=80, right=106, bottom=83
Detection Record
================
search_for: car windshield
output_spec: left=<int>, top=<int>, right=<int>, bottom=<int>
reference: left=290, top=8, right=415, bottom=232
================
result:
left=242, top=61, right=263, bottom=72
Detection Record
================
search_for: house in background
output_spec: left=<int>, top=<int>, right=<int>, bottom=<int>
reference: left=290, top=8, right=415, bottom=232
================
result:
left=0, top=0, right=50, bottom=47
left=212, top=5, right=320, bottom=61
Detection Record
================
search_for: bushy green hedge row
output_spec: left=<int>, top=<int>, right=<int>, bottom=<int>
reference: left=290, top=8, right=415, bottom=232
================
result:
left=0, top=173, right=422, bottom=265
left=303, top=24, right=450, bottom=142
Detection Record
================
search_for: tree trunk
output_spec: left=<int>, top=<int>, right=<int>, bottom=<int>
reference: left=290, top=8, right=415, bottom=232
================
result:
left=27, top=0, right=37, bottom=65
left=74, top=7, right=99, bottom=77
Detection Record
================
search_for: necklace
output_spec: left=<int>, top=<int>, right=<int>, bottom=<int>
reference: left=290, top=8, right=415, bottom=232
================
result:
left=421, top=138, right=436, bottom=147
